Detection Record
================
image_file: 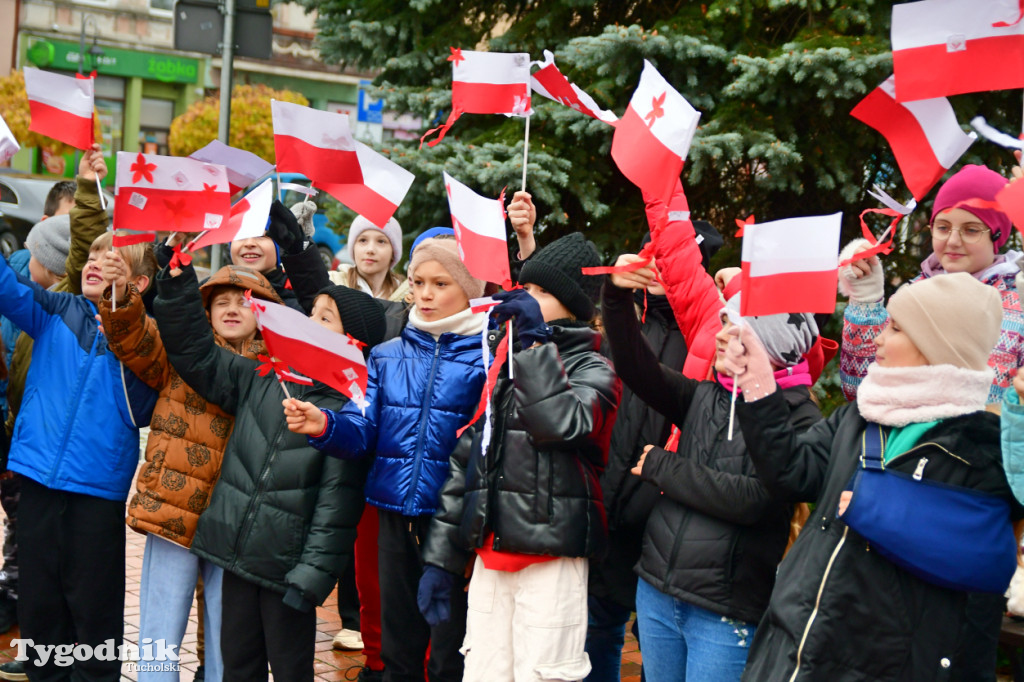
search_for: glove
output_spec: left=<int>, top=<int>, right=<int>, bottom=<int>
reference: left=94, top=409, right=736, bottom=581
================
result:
left=837, top=238, right=884, bottom=304
left=491, top=288, right=552, bottom=348
left=417, top=565, right=456, bottom=627
left=282, top=585, right=313, bottom=613
left=722, top=324, right=776, bottom=402
left=267, top=200, right=306, bottom=256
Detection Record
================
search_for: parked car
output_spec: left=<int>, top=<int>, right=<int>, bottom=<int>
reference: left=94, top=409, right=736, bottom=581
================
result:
left=0, top=170, right=114, bottom=257
left=275, top=173, right=348, bottom=269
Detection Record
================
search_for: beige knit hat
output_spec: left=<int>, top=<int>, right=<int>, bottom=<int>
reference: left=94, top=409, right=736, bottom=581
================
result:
left=407, top=237, right=485, bottom=300
left=886, top=272, right=1002, bottom=371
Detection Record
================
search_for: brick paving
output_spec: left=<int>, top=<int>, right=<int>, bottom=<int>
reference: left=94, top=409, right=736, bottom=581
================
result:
left=0, top=471, right=643, bottom=681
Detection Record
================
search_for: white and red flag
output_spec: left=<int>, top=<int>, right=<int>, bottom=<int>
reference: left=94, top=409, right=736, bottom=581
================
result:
left=443, top=171, right=511, bottom=287
left=248, top=295, right=370, bottom=408
left=189, top=178, right=273, bottom=251
left=316, top=141, right=415, bottom=229
left=189, top=140, right=274, bottom=195
left=851, top=76, right=974, bottom=200
left=271, top=100, right=362, bottom=185
left=24, top=67, right=94, bottom=150
left=113, top=152, right=231, bottom=240
left=0, top=113, right=19, bottom=165
left=611, top=60, right=700, bottom=204
left=891, top=0, right=1024, bottom=102
left=531, top=50, right=617, bottom=124
left=421, top=48, right=532, bottom=147
left=739, top=213, right=842, bottom=317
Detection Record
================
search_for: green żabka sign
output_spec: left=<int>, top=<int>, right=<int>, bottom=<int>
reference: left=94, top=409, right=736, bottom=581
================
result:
left=26, top=38, right=200, bottom=84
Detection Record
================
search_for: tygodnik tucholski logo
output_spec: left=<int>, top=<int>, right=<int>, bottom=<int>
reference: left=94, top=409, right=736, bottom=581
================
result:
left=10, top=638, right=180, bottom=671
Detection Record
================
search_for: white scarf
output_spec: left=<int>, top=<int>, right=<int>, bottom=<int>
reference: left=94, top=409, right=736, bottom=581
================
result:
left=856, top=363, right=993, bottom=427
left=407, top=306, right=486, bottom=339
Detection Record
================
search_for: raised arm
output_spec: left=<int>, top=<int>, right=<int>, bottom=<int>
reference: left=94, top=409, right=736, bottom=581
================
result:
left=98, top=282, right=170, bottom=391
left=645, top=180, right=723, bottom=381
left=307, top=357, right=382, bottom=460
left=65, top=145, right=110, bottom=295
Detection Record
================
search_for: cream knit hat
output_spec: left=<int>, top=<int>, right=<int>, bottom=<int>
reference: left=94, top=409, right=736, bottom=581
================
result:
left=886, top=272, right=1002, bottom=371
left=407, top=237, right=485, bottom=300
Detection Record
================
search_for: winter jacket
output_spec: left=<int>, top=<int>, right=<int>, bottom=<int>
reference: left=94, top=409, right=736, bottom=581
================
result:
left=281, top=243, right=408, bottom=340
left=6, top=176, right=109, bottom=429
left=422, top=324, right=621, bottom=572
left=602, top=281, right=822, bottom=623
left=100, top=267, right=282, bottom=547
left=1002, top=389, right=1024, bottom=504
left=0, top=257, right=156, bottom=501
left=590, top=294, right=687, bottom=610
left=841, top=253, right=1024, bottom=404
left=736, top=394, right=1020, bottom=681
left=310, top=322, right=486, bottom=517
left=155, top=264, right=364, bottom=604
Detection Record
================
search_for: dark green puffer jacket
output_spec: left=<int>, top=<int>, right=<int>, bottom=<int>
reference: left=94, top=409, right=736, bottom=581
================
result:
left=154, top=264, right=365, bottom=605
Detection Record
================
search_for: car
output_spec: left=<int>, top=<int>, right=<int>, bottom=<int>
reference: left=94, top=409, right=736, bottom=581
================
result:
left=275, top=173, right=348, bottom=269
left=0, top=170, right=114, bottom=257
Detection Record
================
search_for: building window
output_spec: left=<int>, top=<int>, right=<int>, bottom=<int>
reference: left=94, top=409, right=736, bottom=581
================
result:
left=139, top=97, right=175, bottom=155
left=150, top=0, right=174, bottom=11
left=94, top=75, right=125, bottom=154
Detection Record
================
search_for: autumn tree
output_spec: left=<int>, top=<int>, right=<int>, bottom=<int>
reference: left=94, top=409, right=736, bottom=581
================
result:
left=169, top=84, right=308, bottom=162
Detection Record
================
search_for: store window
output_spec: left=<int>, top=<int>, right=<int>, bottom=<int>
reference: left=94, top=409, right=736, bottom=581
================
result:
left=139, top=97, right=175, bottom=155
left=94, top=75, right=125, bottom=154
left=150, top=0, right=174, bottom=11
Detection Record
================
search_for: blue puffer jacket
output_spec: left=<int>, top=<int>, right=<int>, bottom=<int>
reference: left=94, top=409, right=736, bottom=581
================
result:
left=0, top=255, right=156, bottom=501
left=311, top=321, right=486, bottom=516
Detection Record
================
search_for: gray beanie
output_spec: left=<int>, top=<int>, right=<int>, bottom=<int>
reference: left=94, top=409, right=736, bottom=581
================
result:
left=25, top=214, right=71, bottom=277
left=725, top=293, right=819, bottom=368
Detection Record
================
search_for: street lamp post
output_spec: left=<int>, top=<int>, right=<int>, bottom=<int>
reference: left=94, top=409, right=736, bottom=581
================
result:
left=78, top=15, right=104, bottom=75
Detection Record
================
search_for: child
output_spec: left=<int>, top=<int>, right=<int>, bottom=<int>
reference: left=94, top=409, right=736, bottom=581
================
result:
left=331, top=215, right=409, bottom=302
left=727, top=272, right=1022, bottom=681
left=416, top=232, right=620, bottom=682
left=154, top=262, right=385, bottom=682
left=0, top=228, right=157, bottom=681
left=285, top=235, right=488, bottom=682
left=98, top=255, right=284, bottom=682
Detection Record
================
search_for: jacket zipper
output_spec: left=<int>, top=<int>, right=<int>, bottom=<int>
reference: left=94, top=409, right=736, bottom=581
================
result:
left=886, top=442, right=970, bottom=468
left=789, top=526, right=848, bottom=682
left=404, top=340, right=442, bottom=515
left=49, top=332, right=99, bottom=486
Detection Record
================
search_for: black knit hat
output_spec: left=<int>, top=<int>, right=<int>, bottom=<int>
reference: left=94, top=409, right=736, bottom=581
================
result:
left=519, top=232, right=603, bottom=321
left=316, top=285, right=387, bottom=355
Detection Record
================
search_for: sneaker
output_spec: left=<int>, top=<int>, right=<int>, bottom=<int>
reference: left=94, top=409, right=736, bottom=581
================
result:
left=356, top=667, right=384, bottom=682
left=0, top=661, right=27, bottom=682
left=332, top=628, right=363, bottom=651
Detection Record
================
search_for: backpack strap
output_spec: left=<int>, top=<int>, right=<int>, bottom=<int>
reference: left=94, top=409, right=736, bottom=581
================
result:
left=860, top=422, right=887, bottom=471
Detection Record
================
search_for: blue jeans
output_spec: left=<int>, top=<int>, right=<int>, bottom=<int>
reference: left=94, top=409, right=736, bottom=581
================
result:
left=584, top=594, right=631, bottom=682
left=138, top=534, right=224, bottom=682
left=635, top=578, right=755, bottom=682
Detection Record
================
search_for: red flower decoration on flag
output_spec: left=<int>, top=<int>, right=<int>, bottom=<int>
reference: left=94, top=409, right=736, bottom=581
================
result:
left=243, top=289, right=267, bottom=313
left=202, top=183, right=220, bottom=197
left=347, top=334, right=367, bottom=352
left=734, top=214, right=755, bottom=238
left=130, top=153, right=157, bottom=184
left=256, top=354, right=290, bottom=378
left=645, top=93, right=666, bottom=129
left=169, top=244, right=192, bottom=270
left=163, top=198, right=194, bottom=230
left=447, top=47, right=465, bottom=66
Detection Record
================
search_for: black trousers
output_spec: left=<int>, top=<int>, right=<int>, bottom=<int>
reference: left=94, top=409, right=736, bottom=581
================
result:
left=951, top=592, right=1003, bottom=681
left=0, top=473, right=21, bottom=601
left=378, top=509, right=466, bottom=682
left=220, top=570, right=315, bottom=682
left=17, top=475, right=125, bottom=682
left=336, top=557, right=360, bottom=631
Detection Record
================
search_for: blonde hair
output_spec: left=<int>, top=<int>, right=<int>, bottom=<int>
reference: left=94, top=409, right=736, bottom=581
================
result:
left=347, top=266, right=402, bottom=300
left=90, top=233, right=158, bottom=293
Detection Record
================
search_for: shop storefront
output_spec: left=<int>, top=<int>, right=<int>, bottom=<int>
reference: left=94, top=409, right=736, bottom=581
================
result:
left=16, top=36, right=206, bottom=180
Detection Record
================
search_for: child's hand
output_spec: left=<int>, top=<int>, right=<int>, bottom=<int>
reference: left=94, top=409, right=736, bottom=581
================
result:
left=283, top=398, right=327, bottom=435
left=79, top=143, right=107, bottom=183
left=838, top=490, right=853, bottom=517
left=609, top=254, right=656, bottom=291
left=100, top=249, right=128, bottom=296
left=630, top=444, right=655, bottom=476
left=508, top=191, right=537, bottom=258
left=715, top=267, right=742, bottom=292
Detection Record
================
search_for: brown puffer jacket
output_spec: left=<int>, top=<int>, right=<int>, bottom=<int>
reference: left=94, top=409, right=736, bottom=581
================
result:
left=98, top=264, right=282, bottom=547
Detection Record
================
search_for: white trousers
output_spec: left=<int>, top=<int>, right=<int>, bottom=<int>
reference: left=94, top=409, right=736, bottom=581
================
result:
left=462, top=555, right=591, bottom=682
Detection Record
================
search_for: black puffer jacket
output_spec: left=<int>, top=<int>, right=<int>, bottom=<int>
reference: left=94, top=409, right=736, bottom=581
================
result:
left=736, top=394, right=1021, bottom=682
left=422, top=324, right=621, bottom=572
left=154, top=265, right=365, bottom=605
left=590, top=294, right=687, bottom=610
left=602, top=282, right=822, bottom=624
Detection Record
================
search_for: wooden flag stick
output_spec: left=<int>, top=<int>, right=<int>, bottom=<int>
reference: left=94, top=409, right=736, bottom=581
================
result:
left=95, top=176, right=106, bottom=212
left=276, top=375, right=293, bottom=400
left=521, top=114, right=530, bottom=193
left=109, top=246, right=118, bottom=312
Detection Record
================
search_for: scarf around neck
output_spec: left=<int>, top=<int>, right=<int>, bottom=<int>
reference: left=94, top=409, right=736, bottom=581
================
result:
left=856, top=363, right=993, bottom=427
left=407, top=306, right=486, bottom=339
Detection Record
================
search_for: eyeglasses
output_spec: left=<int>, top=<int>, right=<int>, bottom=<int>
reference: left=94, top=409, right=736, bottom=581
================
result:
left=928, top=223, right=991, bottom=244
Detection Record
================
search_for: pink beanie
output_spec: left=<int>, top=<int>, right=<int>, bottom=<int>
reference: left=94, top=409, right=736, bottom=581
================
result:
left=930, top=165, right=1012, bottom=254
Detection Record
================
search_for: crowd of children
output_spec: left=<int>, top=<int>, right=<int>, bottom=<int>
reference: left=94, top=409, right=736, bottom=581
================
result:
left=1, top=150, right=1024, bottom=682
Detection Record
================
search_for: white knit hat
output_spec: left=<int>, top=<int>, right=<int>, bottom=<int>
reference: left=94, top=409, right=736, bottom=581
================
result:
left=347, top=215, right=403, bottom=269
